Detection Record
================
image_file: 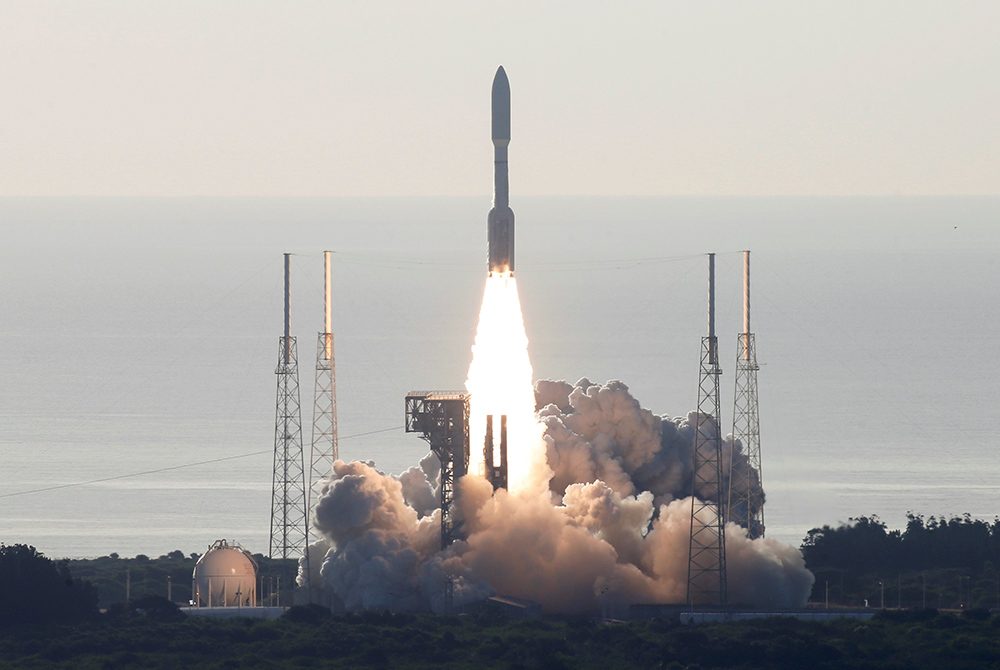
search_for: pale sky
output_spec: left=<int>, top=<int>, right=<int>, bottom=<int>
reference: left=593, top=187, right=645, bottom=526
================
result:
left=1, top=1, right=997, bottom=196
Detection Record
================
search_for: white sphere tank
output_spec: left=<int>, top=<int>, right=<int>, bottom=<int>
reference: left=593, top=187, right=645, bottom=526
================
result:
left=192, top=540, right=258, bottom=607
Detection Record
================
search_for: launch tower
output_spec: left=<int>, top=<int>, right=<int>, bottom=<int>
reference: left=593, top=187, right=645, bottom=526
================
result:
left=405, top=392, right=470, bottom=548
left=269, top=254, right=311, bottom=597
left=308, top=251, right=339, bottom=524
left=686, top=253, right=728, bottom=606
left=729, top=251, right=765, bottom=538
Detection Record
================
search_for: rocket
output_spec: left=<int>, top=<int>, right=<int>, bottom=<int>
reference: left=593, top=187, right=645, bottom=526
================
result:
left=488, top=66, right=514, bottom=275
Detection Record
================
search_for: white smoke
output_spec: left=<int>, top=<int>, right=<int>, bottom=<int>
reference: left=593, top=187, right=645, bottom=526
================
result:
left=538, top=378, right=764, bottom=523
left=308, top=379, right=813, bottom=614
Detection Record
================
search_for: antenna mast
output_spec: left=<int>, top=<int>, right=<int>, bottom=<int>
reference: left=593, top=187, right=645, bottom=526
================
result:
left=687, top=252, right=728, bottom=606
left=729, top=250, right=765, bottom=538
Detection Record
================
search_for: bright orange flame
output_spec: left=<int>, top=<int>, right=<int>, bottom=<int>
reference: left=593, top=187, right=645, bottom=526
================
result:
left=466, top=273, right=548, bottom=495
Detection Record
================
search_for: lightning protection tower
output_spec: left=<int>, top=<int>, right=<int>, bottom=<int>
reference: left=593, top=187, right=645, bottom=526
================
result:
left=270, top=254, right=310, bottom=598
left=687, top=253, right=728, bottom=606
left=729, top=250, right=765, bottom=539
left=308, top=251, right=339, bottom=528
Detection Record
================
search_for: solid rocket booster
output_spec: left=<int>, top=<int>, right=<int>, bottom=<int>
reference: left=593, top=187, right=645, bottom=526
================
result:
left=488, top=66, right=514, bottom=275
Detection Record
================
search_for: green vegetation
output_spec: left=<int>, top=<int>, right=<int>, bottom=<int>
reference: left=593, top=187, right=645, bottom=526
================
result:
left=802, top=514, right=1000, bottom=609
left=2, top=608, right=1000, bottom=669
left=7, top=513, right=1000, bottom=668
left=0, top=544, right=98, bottom=626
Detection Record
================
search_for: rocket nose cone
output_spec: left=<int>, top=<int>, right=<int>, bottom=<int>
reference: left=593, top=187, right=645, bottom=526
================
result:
left=492, top=66, right=510, bottom=142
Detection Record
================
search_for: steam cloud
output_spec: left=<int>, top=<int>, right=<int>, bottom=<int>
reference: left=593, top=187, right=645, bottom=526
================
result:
left=306, top=379, right=813, bottom=614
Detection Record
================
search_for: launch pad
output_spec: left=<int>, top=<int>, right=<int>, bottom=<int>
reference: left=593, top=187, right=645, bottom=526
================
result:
left=404, top=393, right=512, bottom=549
left=405, top=392, right=471, bottom=548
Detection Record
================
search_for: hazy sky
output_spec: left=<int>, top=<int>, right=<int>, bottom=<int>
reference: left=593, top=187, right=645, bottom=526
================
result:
left=2, top=2, right=997, bottom=196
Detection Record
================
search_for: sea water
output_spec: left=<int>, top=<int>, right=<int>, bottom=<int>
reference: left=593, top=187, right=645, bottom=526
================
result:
left=1, top=196, right=998, bottom=558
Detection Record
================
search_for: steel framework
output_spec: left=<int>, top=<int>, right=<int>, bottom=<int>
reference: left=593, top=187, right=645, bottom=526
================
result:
left=309, top=333, right=337, bottom=511
left=405, top=392, right=470, bottom=549
left=269, top=254, right=310, bottom=601
left=729, top=251, right=764, bottom=539
left=270, top=337, right=310, bottom=561
left=308, top=251, right=338, bottom=527
left=687, top=253, right=728, bottom=606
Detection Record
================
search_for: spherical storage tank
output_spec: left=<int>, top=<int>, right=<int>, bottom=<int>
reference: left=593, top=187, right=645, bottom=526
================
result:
left=192, top=540, right=257, bottom=607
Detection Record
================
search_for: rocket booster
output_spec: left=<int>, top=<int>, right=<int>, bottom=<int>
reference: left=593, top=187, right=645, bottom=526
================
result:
left=488, top=66, right=514, bottom=275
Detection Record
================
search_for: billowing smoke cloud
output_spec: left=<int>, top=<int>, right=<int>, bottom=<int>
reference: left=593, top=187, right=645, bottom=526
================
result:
left=307, top=379, right=813, bottom=614
left=538, top=378, right=764, bottom=527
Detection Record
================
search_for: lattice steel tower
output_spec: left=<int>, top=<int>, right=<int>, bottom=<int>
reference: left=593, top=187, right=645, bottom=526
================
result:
left=405, top=392, right=470, bottom=549
left=729, top=250, right=765, bottom=539
left=687, top=253, right=728, bottom=606
left=308, top=251, right=339, bottom=524
left=270, top=253, right=310, bottom=578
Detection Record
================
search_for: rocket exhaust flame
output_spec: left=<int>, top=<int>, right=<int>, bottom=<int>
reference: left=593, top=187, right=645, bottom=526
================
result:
left=465, top=273, right=548, bottom=495
left=483, top=414, right=509, bottom=491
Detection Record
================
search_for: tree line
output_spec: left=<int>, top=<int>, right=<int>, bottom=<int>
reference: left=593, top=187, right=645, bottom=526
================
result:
left=801, top=514, right=1000, bottom=609
left=0, top=543, right=99, bottom=626
left=5, top=511, right=1000, bottom=628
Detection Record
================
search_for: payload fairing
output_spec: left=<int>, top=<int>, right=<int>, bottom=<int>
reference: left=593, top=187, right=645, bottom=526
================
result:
left=487, top=66, right=514, bottom=275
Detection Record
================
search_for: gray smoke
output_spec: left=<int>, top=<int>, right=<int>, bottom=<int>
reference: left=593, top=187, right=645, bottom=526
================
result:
left=307, top=379, right=813, bottom=614
left=538, top=378, right=762, bottom=518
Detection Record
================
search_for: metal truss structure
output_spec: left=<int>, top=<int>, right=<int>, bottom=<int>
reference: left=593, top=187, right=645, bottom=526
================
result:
left=729, top=251, right=764, bottom=539
left=308, top=252, right=339, bottom=530
left=405, top=392, right=470, bottom=549
left=270, top=336, right=310, bottom=562
left=309, top=332, right=337, bottom=517
left=269, top=255, right=310, bottom=604
left=730, top=332, right=764, bottom=538
left=687, top=253, right=728, bottom=606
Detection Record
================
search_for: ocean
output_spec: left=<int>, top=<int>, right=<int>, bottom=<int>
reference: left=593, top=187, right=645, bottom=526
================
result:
left=1, top=196, right=998, bottom=558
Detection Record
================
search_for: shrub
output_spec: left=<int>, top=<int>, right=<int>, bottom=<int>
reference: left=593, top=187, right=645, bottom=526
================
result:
left=282, top=604, right=332, bottom=625
left=0, top=544, right=98, bottom=625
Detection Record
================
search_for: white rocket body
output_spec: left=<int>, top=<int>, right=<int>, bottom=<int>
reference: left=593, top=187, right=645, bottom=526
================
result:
left=488, top=66, right=514, bottom=275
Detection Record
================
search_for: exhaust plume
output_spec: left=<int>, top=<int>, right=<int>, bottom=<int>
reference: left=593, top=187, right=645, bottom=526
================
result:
left=306, top=379, right=812, bottom=613
left=465, top=274, right=548, bottom=494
